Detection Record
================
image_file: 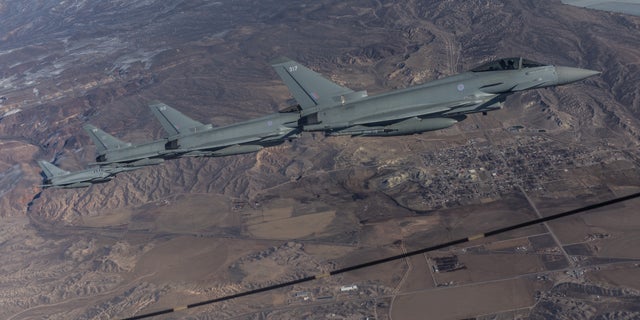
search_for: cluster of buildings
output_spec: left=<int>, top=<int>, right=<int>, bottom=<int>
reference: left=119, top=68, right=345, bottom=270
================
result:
left=395, top=134, right=627, bottom=210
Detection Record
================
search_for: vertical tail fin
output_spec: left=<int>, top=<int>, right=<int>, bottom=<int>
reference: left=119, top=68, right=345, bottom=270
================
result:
left=83, top=124, right=132, bottom=152
left=37, top=160, right=69, bottom=178
left=148, top=101, right=211, bottom=136
left=270, top=57, right=355, bottom=109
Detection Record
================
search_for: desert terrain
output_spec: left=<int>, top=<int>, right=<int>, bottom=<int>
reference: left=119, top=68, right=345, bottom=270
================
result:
left=1, top=0, right=640, bottom=319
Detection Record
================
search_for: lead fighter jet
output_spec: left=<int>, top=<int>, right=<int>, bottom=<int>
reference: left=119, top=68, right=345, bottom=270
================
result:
left=271, top=57, right=600, bottom=136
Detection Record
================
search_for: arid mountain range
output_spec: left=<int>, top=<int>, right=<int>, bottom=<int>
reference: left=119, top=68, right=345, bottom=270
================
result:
left=1, top=0, right=639, bottom=319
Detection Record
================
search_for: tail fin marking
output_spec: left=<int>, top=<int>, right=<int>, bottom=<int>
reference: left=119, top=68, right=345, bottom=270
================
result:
left=148, top=101, right=209, bottom=136
left=37, top=160, right=69, bottom=178
left=83, top=124, right=131, bottom=152
left=270, top=57, right=355, bottom=109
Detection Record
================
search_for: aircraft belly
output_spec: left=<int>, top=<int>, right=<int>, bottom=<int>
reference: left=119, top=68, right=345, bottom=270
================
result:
left=350, top=105, right=453, bottom=125
left=213, top=144, right=263, bottom=156
left=324, top=99, right=473, bottom=128
left=105, top=154, right=163, bottom=164
left=56, top=174, right=89, bottom=185
left=178, top=121, right=295, bottom=152
left=61, top=182, right=93, bottom=189
left=319, top=81, right=484, bottom=128
left=105, top=144, right=166, bottom=163
left=182, top=134, right=261, bottom=152
left=124, top=158, right=165, bottom=167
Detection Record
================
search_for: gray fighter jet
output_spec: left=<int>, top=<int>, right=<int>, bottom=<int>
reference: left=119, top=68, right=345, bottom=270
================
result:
left=147, top=101, right=300, bottom=157
left=83, top=124, right=170, bottom=167
left=271, top=57, right=600, bottom=136
left=37, top=160, right=132, bottom=189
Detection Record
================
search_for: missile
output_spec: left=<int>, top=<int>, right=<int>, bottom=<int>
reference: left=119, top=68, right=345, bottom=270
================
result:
left=330, top=117, right=461, bottom=137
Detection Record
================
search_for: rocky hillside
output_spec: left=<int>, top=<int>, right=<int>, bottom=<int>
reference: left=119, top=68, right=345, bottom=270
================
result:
left=1, top=1, right=640, bottom=319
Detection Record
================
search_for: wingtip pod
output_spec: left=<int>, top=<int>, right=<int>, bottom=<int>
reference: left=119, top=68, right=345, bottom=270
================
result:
left=61, top=182, right=93, bottom=189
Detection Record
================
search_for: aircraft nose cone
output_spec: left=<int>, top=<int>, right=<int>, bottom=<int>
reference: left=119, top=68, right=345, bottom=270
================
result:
left=556, top=66, right=601, bottom=85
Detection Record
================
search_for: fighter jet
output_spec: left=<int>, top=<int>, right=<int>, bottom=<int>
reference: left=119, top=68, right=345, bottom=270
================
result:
left=271, top=57, right=600, bottom=136
left=147, top=101, right=300, bottom=157
left=83, top=124, right=170, bottom=167
left=37, top=160, right=132, bottom=189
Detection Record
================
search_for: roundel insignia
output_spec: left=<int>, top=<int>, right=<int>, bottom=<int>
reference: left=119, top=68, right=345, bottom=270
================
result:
left=457, top=83, right=465, bottom=92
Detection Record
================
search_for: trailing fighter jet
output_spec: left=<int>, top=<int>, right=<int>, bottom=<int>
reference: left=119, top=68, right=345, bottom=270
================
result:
left=270, top=57, right=600, bottom=136
left=147, top=101, right=300, bottom=157
left=37, top=160, right=133, bottom=189
left=83, top=124, right=170, bottom=167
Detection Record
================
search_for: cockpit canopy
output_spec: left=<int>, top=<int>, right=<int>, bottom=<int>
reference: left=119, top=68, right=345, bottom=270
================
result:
left=471, top=57, right=546, bottom=72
